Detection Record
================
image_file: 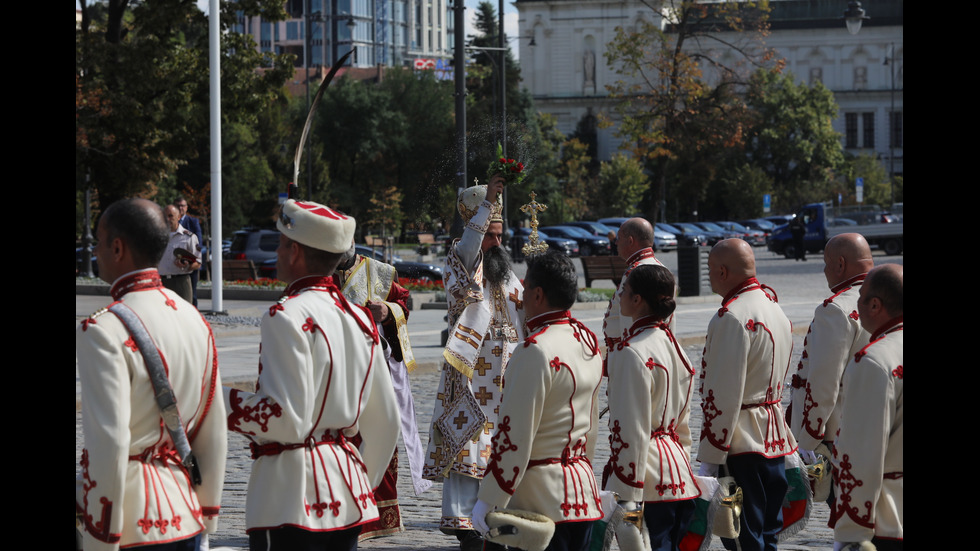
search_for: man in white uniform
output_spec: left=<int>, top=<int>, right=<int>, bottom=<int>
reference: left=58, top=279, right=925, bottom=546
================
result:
left=224, top=198, right=399, bottom=550
left=473, top=251, right=603, bottom=551
left=791, top=234, right=872, bottom=472
left=697, top=239, right=796, bottom=551
left=601, top=217, right=667, bottom=369
left=77, top=198, right=226, bottom=551
left=832, top=264, right=903, bottom=551
left=424, top=170, right=525, bottom=551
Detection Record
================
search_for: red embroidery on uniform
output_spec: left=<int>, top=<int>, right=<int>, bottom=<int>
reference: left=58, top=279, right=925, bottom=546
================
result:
left=78, top=449, right=121, bottom=544
left=700, top=390, right=729, bottom=451
left=154, top=518, right=169, bottom=534
left=162, top=290, right=177, bottom=310
left=801, top=383, right=825, bottom=439
left=302, top=317, right=318, bottom=332
left=81, top=317, right=96, bottom=331
left=138, top=517, right=154, bottom=534
left=124, top=337, right=138, bottom=352
left=550, top=357, right=568, bottom=372
left=849, top=310, right=859, bottom=320
left=832, top=453, right=874, bottom=529
left=201, top=506, right=220, bottom=518
left=607, top=420, right=641, bottom=488
left=486, top=415, right=520, bottom=494
left=892, top=365, right=903, bottom=379
left=227, top=389, right=282, bottom=435
left=172, top=515, right=182, bottom=531
left=269, top=303, right=285, bottom=316
left=645, top=358, right=656, bottom=371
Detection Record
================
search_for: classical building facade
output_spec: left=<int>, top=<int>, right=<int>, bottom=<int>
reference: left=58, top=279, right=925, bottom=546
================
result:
left=516, top=0, right=903, bottom=177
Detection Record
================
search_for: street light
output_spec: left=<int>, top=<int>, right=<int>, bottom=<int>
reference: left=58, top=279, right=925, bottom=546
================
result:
left=842, top=1, right=869, bottom=35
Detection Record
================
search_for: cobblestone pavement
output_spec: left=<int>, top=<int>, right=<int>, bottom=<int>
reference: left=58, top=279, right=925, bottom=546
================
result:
left=76, top=250, right=903, bottom=550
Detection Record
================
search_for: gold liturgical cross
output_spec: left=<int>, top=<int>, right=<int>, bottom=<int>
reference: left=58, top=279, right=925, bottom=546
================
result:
left=520, top=191, right=549, bottom=257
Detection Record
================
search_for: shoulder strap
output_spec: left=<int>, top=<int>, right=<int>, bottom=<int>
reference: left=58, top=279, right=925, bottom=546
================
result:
left=107, top=302, right=202, bottom=485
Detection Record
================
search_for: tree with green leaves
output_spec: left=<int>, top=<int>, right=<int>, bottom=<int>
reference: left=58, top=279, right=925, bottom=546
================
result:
left=604, top=0, right=773, bottom=222
left=838, top=152, right=890, bottom=208
left=465, top=1, right=533, bottom=183
left=76, top=0, right=293, bottom=217
left=311, top=70, right=455, bottom=236
left=597, top=154, right=648, bottom=217
left=742, top=68, right=844, bottom=211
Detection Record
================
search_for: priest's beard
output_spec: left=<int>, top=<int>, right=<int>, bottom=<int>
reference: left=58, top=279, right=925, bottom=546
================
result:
left=483, top=245, right=512, bottom=288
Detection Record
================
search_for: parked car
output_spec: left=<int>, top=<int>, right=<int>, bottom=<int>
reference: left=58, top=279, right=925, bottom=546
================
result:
left=512, top=228, right=579, bottom=261
left=716, top=221, right=767, bottom=246
left=694, top=221, right=740, bottom=243
left=656, top=223, right=704, bottom=247
left=541, top=225, right=611, bottom=256
left=566, top=221, right=616, bottom=238
left=672, top=222, right=725, bottom=246
left=597, top=217, right=628, bottom=230
left=739, top=218, right=777, bottom=237
left=225, top=228, right=280, bottom=264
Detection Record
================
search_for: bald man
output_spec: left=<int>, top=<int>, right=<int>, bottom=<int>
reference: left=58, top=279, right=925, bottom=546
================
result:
left=602, top=217, right=667, bottom=368
left=832, top=264, right=903, bottom=550
left=697, top=239, right=795, bottom=551
left=791, top=234, right=873, bottom=463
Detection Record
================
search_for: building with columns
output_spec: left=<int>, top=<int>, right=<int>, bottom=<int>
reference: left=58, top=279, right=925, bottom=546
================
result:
left=516, top=0, right=903, bottom=177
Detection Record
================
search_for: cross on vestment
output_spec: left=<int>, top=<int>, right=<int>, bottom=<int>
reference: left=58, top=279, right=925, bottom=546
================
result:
left=474, top=357, right=493, bottom=377
left=474, top=386, right=494, bottom=406
left=453, top=411, right=469, bottom=430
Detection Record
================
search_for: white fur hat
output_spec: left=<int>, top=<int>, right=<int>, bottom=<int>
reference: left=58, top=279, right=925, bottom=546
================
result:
left=276, top=199, right=356, bottom=253
left=485, top=509, right=555, bottom=551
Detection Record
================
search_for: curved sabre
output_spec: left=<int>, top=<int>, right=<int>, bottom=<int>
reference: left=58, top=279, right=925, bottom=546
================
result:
left=292, top=49, right=356, bottom=192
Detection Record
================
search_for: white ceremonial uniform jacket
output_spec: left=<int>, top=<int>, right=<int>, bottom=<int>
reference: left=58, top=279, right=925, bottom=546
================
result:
left=224, top=275, right=399, bottom=533
left=601, top=248, right=665, bottom=360
left=605, top=316, right=700, bottom=504
left=833, top=316, right=903, bottom=544
left=76, top=269, right=226, bottom=551
left=697, top=278, right=796, bottom=465
left=424, top=199, right=524, bottom=481
left=478, top=310, right=604, bottom=524
left=791, top=274, right=870, bottom=451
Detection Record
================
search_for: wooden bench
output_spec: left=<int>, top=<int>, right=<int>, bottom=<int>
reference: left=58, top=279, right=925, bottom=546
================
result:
left=416, top=233, right=436, bottom=254
left=581, top=255, right=627, bottom=288
left=223, top=259, right=258, bottom=281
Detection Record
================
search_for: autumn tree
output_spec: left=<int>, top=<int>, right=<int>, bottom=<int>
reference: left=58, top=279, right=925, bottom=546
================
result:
left=604, top=0, right=774, bottom=222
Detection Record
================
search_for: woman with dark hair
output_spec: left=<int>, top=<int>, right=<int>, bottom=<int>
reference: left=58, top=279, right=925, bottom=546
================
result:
left=604, top=265, right=700, bottom=551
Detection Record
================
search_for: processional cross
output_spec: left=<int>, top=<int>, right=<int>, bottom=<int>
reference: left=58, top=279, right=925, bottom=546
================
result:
left=520, top=191, right=549, bottom=257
